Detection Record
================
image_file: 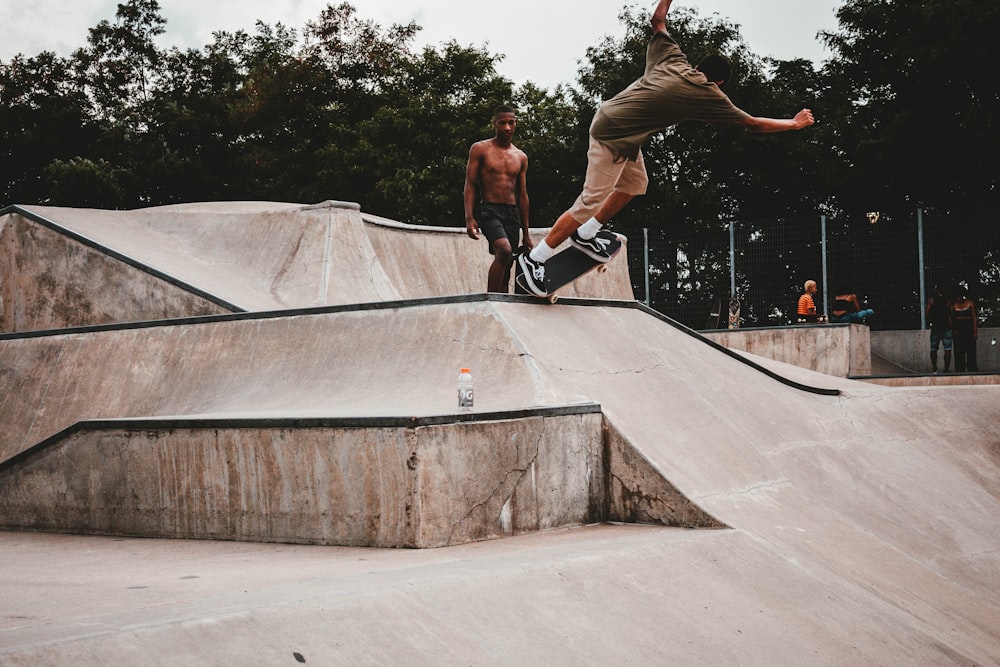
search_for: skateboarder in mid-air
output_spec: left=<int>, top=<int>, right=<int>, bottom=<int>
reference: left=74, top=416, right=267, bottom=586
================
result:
left=464, top=104, right=532, bottom=293
left=516, top=0, right=816, bottom=297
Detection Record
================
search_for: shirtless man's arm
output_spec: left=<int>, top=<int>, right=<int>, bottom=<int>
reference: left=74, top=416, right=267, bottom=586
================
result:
left=514, top=151, right=532, bottom=251
left=464, top=142, right=486, bottom=240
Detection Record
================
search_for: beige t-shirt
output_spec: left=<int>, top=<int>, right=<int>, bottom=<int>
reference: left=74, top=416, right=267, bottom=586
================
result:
left=590, top=30, right=750, bottom=160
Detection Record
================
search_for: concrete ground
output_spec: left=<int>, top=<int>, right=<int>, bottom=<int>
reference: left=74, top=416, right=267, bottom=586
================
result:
left=2, top=202, right=999, bottom=665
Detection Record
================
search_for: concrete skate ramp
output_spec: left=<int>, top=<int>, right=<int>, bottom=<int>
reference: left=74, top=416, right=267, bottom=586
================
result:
left=0, top=202, right=632, bottom=332
left=2, top=297, right=1000, bottom=662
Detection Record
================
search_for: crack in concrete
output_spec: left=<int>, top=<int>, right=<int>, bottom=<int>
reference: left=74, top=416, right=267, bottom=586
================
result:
left=448, top=427, right=543, bottom=544
left=693, top=479, right=793, bottom=502
left=554, top=362, right=665, bottom=376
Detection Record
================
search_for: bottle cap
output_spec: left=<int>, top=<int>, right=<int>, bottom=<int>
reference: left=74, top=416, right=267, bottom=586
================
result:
left=460, top=368, right=470, bottom=373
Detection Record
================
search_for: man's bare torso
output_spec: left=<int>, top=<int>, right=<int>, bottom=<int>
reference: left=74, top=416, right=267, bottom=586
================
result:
left=474, top=139, right=526, bottom=204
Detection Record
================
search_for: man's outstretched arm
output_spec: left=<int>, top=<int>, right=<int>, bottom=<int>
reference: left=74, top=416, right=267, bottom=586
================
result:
left=650, top=0, right=673, bottom=33
left=742, top=108, right=815, bottom=133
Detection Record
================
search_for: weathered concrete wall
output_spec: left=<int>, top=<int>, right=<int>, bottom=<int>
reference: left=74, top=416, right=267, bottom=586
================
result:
left=0, top=412, right=719, bottom=547
left=702, top=323, right=871, bottom=376
left=0, top=214, right=231, bottom=333
left=872, top=328, right=1000, bottom=373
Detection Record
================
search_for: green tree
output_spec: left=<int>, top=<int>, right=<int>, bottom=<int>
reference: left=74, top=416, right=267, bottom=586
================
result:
left=0, top=52, right=97, bottom=204
left=340, top=41, right=514, bottom=225
left=45, top=157, right=126, bottom=207
left=72, top=0, right=166, bottom=123
left=510, top=82, right=590, bottom=226
left=822, top=0, right=1000, bottom=212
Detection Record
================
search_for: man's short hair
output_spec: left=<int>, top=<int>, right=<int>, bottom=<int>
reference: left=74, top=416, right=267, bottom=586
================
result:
left=493, top=104, right=516, bottom=118
left=696, top=55, right=733, bottom=85
left=804, top=280, right=817, bottom=291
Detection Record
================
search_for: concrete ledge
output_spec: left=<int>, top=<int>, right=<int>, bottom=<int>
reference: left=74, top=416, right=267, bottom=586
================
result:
left=0, top=407, right=724, bottom=548
left=702, top=323, right=871, bottom=377
left=858, top=373, right=1000, bottom=387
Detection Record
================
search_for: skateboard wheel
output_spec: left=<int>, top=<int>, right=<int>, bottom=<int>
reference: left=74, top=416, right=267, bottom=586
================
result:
left=548, top=294, right=559, bottom=304
left=597, top=265, right=608, bottom=274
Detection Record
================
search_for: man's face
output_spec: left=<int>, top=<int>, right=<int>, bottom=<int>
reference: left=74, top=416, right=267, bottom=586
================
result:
left=493, top=112, right=516, bottom=141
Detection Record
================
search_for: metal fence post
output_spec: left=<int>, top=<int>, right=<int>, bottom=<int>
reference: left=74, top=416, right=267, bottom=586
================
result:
left=729, top=220, right=736, bottom=298
left=917, top=207, right=926, bottom=329
left=643, top=227, right=650, bottom=305
left=821, top=214, right=830, bottom=318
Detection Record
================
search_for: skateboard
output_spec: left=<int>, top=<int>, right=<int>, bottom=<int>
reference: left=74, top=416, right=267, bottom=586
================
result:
left=515, top=231, right=625, bottom=303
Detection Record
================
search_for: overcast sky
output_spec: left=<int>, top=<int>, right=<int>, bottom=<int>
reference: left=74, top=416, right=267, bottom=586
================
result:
left=1, top=1, right=842, bottom=89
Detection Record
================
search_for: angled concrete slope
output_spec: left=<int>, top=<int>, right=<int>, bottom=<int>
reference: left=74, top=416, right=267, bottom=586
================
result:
left=0, top=209, right=234, bottom=332
left=1, top=201, right=633, bottom=332
left=0, top=298, right=826, bottom=464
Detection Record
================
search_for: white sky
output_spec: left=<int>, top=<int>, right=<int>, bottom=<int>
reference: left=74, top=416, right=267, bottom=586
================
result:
left=0, top=1, right=841, bottom=89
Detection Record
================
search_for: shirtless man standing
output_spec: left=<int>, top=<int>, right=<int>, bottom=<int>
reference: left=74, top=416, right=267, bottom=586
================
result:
left=464, top=105, right=531, bottom=293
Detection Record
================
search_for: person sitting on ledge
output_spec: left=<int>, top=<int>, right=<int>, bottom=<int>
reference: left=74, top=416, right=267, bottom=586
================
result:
left=796, top=280, right=819, bottom=323
left=829, top=283, right=874, bottom=324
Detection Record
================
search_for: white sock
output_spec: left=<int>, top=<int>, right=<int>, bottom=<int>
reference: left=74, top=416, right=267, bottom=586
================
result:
left=529, top=241, right=555, bottom=262
left=576, top=217, right=603, bottom=239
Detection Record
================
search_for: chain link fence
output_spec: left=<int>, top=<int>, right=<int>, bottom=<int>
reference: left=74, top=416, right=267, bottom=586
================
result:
left=619, top=207, right=1000, bottom=331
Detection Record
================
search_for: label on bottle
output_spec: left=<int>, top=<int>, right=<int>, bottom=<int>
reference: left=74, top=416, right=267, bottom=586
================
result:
left=458, top=386, right=474, bottom=409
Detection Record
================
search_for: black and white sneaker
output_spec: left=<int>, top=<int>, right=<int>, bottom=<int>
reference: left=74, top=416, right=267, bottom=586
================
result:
left=570, top=230, right=614, bottom=263
left=516, top=251, right=548, bottom=296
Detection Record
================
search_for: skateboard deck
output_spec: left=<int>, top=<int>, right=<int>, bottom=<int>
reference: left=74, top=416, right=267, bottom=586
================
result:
left=515, top=231, right=625, bottom=303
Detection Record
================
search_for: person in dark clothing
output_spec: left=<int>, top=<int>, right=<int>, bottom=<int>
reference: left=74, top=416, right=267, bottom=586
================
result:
left=925, top=284, right=953, bottom=373
left=950, top=285, right=979, bottom=372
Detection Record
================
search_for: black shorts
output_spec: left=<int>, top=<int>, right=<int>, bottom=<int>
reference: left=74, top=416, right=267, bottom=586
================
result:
left=476, top=202, right=522, bottom=255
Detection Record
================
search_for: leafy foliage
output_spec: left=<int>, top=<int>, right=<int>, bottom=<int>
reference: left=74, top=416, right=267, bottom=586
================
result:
left=1, top=0, right=997, bottom=325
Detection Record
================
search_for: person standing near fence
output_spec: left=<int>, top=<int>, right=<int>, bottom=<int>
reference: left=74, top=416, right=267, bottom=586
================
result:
left=514, top=0, right=816, bottom=297
left=797, top=280, right=819, bottom=323
left=925, top=284, right=953, bottom=373
left=950, top=285, right=979, bottom=372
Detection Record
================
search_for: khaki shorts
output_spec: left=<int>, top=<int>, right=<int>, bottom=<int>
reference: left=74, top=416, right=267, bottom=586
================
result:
left=567, top=136, right=649, bottom=224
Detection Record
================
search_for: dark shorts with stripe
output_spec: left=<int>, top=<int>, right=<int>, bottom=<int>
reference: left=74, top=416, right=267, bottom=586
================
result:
left=476, top=202, right=522, bottom=255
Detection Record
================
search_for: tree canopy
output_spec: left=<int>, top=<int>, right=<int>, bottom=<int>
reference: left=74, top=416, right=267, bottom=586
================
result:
left=2, top=0, right=997, bottom=326
left=3, top=0, right=997, bottom=219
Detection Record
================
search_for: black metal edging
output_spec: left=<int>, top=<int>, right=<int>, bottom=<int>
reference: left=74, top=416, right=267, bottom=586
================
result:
left=0, top=292, right=635, bottom=341
left=0, top=293, right=499, bottom=340
left=630, top=301, right=842, bottom=397
left=1, top=205, right=246, bottom=314
left=0, top=403, right=603, bottom=475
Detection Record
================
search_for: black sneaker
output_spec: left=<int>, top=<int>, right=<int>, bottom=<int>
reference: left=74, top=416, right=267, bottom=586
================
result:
left=570, top=230, right=614, bottom=263
left=516, top=251, right=548, bottom=296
